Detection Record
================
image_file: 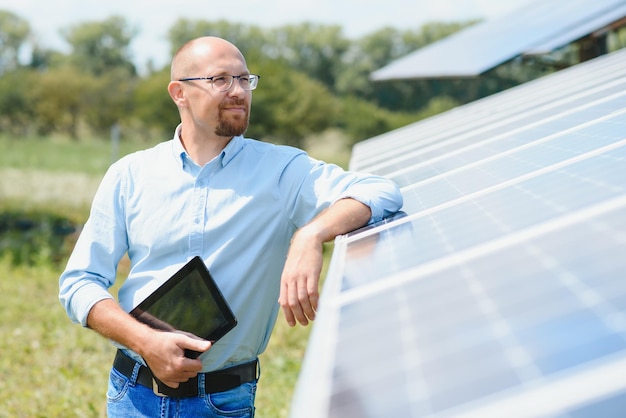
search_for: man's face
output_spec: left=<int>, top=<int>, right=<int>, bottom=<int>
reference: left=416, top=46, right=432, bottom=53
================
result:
left=180, top=48, right=252, bottom=138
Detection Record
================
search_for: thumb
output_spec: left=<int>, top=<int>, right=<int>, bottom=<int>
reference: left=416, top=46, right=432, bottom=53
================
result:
left=179, top=334, right=212, bottom=353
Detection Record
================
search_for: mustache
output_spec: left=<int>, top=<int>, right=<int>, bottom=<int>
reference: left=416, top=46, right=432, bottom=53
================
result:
left=218, top=99, right=247, bottom=110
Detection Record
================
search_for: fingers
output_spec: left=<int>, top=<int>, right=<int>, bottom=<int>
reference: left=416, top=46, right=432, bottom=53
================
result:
left=180, top=335, right=212, bottom=353
left=158, top=363, right=204, bottom=388
left=143, top=332, right=211, bottom=386
left=279, top=275, right=319, bottom=327
left=279, top=229, right=322, bottom=327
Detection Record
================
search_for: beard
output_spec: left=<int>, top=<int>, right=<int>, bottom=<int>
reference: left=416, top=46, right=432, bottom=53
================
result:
left=215, top=99, right=250, bottom=137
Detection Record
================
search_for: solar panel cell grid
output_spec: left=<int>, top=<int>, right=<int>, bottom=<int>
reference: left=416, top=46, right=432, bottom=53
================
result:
left=329, top=201, right=626, bottom=417
left=291, top=48, right=626, bottom=418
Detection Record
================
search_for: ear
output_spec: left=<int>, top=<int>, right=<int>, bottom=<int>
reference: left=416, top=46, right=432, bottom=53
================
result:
left=168, top=81, right=186, bottom=108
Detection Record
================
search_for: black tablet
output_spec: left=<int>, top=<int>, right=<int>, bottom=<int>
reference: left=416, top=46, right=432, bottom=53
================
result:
left=129, top=256, right=237, bottom=358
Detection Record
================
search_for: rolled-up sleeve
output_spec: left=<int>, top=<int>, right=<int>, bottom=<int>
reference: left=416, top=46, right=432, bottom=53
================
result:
left=280, top=153, right=403, bottom=227
left=335, top=176, right=403, bottom=223
left=59, top=162, right=129, bottom=326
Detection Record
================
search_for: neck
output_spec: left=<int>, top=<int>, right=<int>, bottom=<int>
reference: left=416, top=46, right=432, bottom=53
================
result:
left=179, top=126, right=233, bottom=166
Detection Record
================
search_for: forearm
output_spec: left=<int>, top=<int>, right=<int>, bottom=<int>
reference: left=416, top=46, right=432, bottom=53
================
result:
left=280, top=198, right=371, bottom=326
left=86, top=298, right=156, bottom=357
left=298, top=198, right=372, bottom=244
left=87, top=298, right=211, bottom=387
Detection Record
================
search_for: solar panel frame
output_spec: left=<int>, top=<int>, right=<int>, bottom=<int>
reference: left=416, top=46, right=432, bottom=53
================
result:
left=524, top=4, right=626, bottom=55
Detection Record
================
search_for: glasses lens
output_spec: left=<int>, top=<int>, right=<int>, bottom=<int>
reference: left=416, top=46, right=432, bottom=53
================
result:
left=247, top=75, right=259, bottom=90
left=209, top=75, right=260, bottom=91
left=212, top=76, right=233, bottom=91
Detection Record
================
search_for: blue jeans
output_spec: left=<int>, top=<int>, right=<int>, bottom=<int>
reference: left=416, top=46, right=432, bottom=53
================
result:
left=106, top=365, right=257, bottom=417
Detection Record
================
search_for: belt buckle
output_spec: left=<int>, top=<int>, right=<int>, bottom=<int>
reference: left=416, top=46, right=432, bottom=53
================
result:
left=152, top=378, right=168, bottom=397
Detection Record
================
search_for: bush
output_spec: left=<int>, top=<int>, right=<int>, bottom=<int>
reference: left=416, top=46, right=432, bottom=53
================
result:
left=0, top=210, right=78, bottom=266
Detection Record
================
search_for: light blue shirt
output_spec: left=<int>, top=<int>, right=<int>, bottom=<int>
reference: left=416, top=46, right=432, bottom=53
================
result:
left=59, top=127, right=403, bottom=371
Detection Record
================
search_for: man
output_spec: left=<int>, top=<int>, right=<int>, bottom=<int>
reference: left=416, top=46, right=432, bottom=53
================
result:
left=59, top=36, right=402, bottom=417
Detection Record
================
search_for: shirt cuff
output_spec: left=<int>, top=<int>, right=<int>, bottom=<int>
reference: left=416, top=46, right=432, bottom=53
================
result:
left=69, top=283, right=115, bottom=327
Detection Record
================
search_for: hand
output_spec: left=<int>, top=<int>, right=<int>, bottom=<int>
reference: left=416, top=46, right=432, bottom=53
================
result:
left=279, top=227, right=323, bottom=327
left=85, top=299, right=212, bottom=388
left=140, top=331, right=212, bottom=388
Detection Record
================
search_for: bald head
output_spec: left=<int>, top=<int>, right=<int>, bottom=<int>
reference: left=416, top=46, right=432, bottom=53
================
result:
left=167, top=36, right=253, bottom=143
left=170, top=36, right=247, bottom=81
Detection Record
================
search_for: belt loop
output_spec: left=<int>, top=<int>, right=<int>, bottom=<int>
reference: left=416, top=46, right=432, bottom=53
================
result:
left=256, top=358, right=261, bottom=380
left=130, top=361, right=142, bottom=386
left=197, top=372, right=206, bottom=397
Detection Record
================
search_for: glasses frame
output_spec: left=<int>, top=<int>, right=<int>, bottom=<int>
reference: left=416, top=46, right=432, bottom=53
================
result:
left=177, top=74, right=260, bottom=92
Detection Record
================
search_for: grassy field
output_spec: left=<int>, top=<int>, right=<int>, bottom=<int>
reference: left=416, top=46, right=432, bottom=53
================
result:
left=0, top=134, right=346, bottom=417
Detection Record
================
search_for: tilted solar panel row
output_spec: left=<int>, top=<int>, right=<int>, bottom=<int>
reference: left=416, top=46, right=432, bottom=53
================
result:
left=371, top=0, right=626, bottom=79
left=291, top=48, right=626, bottom=417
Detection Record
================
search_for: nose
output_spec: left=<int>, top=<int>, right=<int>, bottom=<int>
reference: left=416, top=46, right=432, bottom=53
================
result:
left=227, top=78, right=246, bottom=97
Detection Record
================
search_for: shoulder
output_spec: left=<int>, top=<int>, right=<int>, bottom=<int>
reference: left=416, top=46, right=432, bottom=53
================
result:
left=242, top=137, right=305, bottom=158
left=111, top=140, right=174, bottom=171
left=238, top=137, right=312, bottom=169
left=99, top=141, right=175, bottom=192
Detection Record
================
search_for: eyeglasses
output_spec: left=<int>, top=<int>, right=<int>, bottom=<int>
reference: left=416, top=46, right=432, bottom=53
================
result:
left=177, top=74, right=260, bottom=92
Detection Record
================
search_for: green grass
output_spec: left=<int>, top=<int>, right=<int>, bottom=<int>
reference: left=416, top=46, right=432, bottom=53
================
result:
left=0, top=135, right=158, bottom=176
left=0, top=135, right=340, bottom=417
left=0, top=256, right=312, bottom=417
left=0, top=259, right=113, bottom=417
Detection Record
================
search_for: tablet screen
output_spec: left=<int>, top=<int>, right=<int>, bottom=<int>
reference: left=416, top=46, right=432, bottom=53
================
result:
left=130, top=256, right=237, bottom=354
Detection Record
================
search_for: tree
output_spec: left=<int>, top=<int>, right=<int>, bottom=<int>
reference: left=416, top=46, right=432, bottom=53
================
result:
left=132, top=68, right=180, bottom=138
left=82, top=67, right=135, bottom=136
left=167, top=19, right=270, bottom=63
left=248, top=60, right=337, bottom=148
left=61, top=15, right=137, bottom=76
left=0, top=10, right=31, bottom=73
left=333, top=95, right=418, bottom=146
left=268, top=23, right=350, bottom=89
left=0, top=68, right=37, bottom=134
left=29, top=66, right=94, bottom=138
left=338, top=22, right=478, bottom=107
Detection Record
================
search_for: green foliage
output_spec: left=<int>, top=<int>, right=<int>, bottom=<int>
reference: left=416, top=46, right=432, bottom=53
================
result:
left=268, top=23, right=349, bottom=89
left=61, top=15, right=137, bottom=76
left=0, top=10, right=30, bottom=73
left=167, top=18, right=270, bottom=61
left=29, top=66, right=99, bottom=138
left=0, top=69, right=37, bottom=135
left=250, top=61, right=337, bottom=147
left=0, top=13, right=494, bottom=146
left=336, top=22, right=478, bottom=99
left=415, top=96, right=461, bottom=120
left=334, top=96, right=417, bottom=146
left=81, top=67, right=136, bottom=136
left=131, top=68, right=180, bottom=138
left=0, top=210, right=76, bottom=266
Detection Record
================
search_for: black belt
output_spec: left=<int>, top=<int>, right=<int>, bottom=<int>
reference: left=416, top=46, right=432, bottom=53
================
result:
left=113, top=349, right=258, bottom=397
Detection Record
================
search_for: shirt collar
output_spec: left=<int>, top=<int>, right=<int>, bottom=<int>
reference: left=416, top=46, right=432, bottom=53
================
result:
left=221, top=135, right=245, bottom=166
left=171, top=124, right=246, bottom=169
left=172, top=125, right=187, bottom=168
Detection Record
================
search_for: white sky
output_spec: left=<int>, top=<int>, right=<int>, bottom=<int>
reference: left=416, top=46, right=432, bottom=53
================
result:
left=0, top=0, right=532, bottom=72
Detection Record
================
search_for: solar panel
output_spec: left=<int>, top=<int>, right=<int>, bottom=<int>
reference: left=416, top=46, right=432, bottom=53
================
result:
left=371, top=0, right=626, bottom=80
left=524, top=3, right=626, bottom=55
left=290, top=48, right=626, bottom=417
